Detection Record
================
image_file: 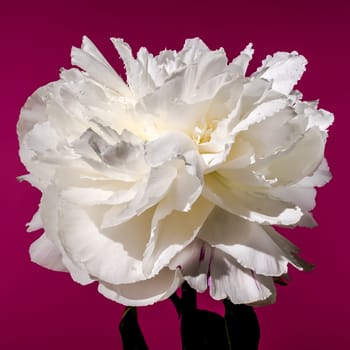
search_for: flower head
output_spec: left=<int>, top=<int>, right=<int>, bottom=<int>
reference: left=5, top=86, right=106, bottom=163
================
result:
left=18, top=37, right=333, bottom=306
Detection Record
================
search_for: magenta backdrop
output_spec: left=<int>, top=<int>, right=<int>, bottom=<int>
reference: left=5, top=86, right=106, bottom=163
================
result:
left=1, top=0, right=348, bottom=349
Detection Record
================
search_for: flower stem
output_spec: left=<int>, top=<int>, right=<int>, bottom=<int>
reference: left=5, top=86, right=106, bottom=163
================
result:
left=119, top=307, right=148, bottom=350
left=223, top=300, right=260, bottom=350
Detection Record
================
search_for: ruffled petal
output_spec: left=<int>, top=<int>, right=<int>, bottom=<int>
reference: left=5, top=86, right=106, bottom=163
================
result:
left=72, top=36, right=130, bottom=96
left=168, top=239, right=211, bottom=292
left=29, top=234, right=67, bottom=272
left=17, top=85, right=50, bottom=142
left=209, top=249, right=275, bottom=304
left=298, top=158, right=332, bottom=187
left=72, top=127, right=148, bottom=182
left=236, top=108, right=307, bottom=161
left=26, top=210, right=42, bottom=232
left=229, top=43, right=254, bottom=77
left=102, top=165, right=177, bottom=228
left=264, top=226, right=314, bottom=271
left=98, top=268, right=182, bottom=306
left=204, top=172, right=303, bottom=225
left=143, top=196, right=214, bottom=276
left=232, top=98, right=289, bottom=137
left=199, top=207, right=292, bottom=276
left=39, top=186, right=94, bottom=285
left=295, top=101, right=334, bottom=131
left=261, top=127, right=326, bottom=186
left=111, top=38, right=156, bottom=98
left=253, top=51, right=307, bottom=95
left=57, top=200, right=153, bottom=284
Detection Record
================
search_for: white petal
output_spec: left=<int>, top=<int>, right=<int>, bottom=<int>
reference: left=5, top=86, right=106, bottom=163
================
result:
left=238, top=109, right=308, bottom=160
left=298, top=158, right=331, bottom=188
left=45, top=98, right=87, bottom=143
left=58, top=203, right=151, bottom=284
left=146, top=131, right=203, bottom=176
left=264, top=226, right=314, bottom=271
left=60, top=255, right=94, bottom=285
left=199, top=207, right=291, bottom=276
left=151, top=164, right=202, bottom=217
left=253, top=51, right=307, bottom=95
left=204, top=173, right=303, bottom=225
left=22, top=121, right=60, bottom=155
left=229, top=43, right=254, bottom=77
left=74, top=128, right=148, bottom=182
left=26, top=210, right=43, bottom=232
left=204, top=79, right=243, bottom=125
left=39, top=186, right=94, bottom=285
left=209, top=249, right=275, bottom=304
left=181, top=38, right=210, bottom=62
left=261, top=127, right=326, bottom=186
left=102, top=165, right=177, bottom=228
left=217, top=139, right=255, bottom=170
left=111, top=38, right=155, bottom=98
left=295, top=101, right=334, bottom=131
left=169, top=239, right=211, bottom=292
left=232, top=98, right=289, bottom=136
left=269, top=186, right=316, bottom=212
left=17, top=85, right=50, bottom=142
left=71, top=36, right=130, bottom=96
left=98, top=268, right=182, bottom=306
left=138, top=77, right=211, bottom=134
left=143, top=196, right=214, bottom=276
left=136, top=47, right=167, bottom=87
left=199, top=96, right=242, bottom=170
left=183, top=50, right=228, bottom=93
left=29, top=234, right=67, bottom=272
left=61, top=186, right=137, bottom=206
left=297, top=212, right=318, bottom=228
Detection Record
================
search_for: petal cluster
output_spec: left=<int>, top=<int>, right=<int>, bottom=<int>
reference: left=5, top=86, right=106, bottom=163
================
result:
left=18, top=37, right=333, bottom=306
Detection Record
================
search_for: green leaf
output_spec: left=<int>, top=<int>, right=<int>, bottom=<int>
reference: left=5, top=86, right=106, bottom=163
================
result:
left=119, top=307, right=148, bottom=350
left=223, top=299, right=260, bottom=350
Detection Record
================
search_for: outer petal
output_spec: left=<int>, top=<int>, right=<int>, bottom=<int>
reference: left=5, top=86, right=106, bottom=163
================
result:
left=231, top=98, right=289, bottom=137
left=26, top=210, right=43, bottom=232
left=71, top=36, right=130, bottom=96
left=199, top=207, right=292, bottom=276
left=261, top=127, right=326, bottom=186
left=295, top=101, right=334, bottom=131
left=17, top=85, right=50, bottom=142
left=39, top=187, right=94, bottom=285
left=235, top=109, right=308, bottom=161
left=229, top=43, right=254, bottom=77
left=168, top=239, right=211, bottom=292
left=143, top=196, right=214, bottom=276
left=180, top=38, right=210, bottom=64
left=58, top=202, right=152, bottom=285
left=111, top=38, right=156, bottom=98
left=264, top=226, right=314, bottom=271
left=298, top=158, right=332, bottom=187
left=209, top=249, right=275, bottom=304
left=269, top=186, right=317, bottom=212
left=98, top=268, right=182, bottom=306
left=29, top=234, right=67, bottom=272
left=253, top=51, right=307, bottom=95
left=204, top=172, right=303, bottom=225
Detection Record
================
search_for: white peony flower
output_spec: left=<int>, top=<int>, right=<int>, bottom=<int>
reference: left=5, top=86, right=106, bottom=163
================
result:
left=18, top=37, right=333, bottom=306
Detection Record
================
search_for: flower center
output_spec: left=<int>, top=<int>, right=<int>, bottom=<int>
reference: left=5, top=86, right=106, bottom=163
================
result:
left=193, top=119, right=219, bottom=144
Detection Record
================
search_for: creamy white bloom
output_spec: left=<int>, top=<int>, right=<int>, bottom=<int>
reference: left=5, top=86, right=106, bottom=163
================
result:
left=18, top=37, right=333, bottom=306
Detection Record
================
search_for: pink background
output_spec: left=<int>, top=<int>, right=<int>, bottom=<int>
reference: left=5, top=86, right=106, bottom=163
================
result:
left=1, top=0, right=348, bottom=349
